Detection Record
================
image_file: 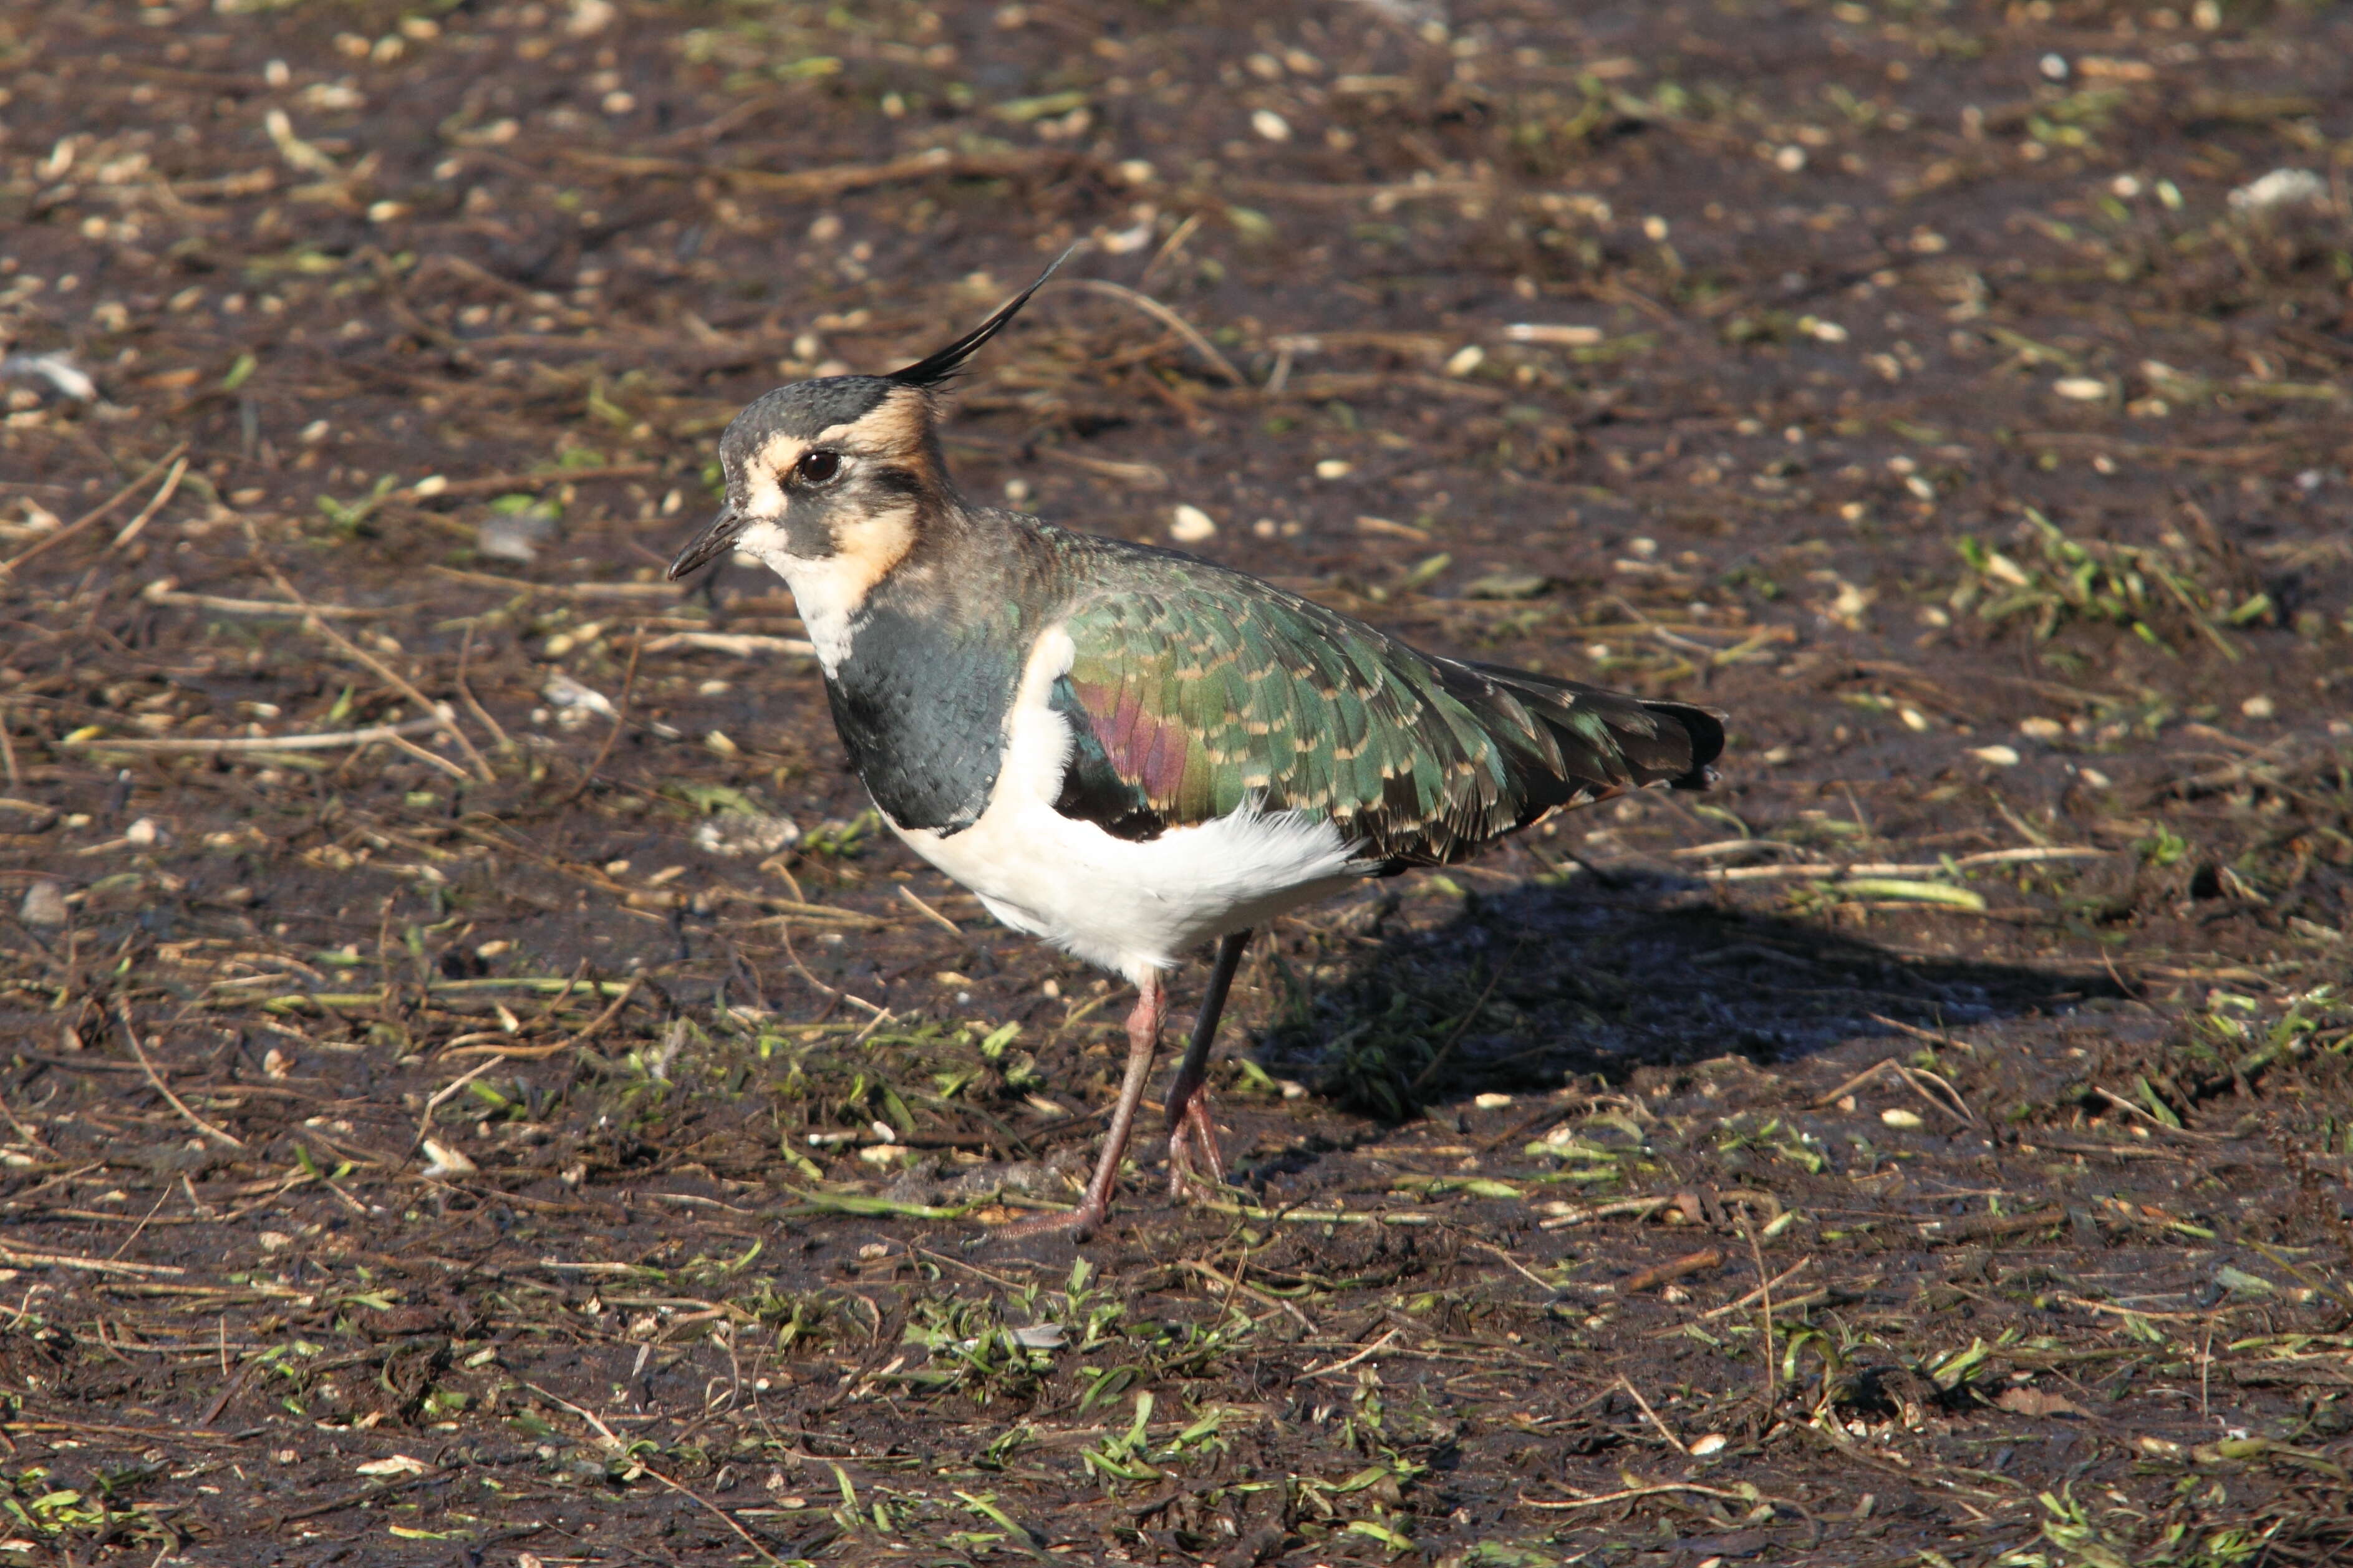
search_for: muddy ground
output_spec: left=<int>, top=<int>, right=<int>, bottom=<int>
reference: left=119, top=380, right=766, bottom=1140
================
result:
left=4, top=0, right=2353, bottom=1563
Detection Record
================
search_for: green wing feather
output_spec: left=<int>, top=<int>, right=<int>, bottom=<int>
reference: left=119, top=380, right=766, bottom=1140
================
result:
left=1043, top=539, right=1721, bottom=866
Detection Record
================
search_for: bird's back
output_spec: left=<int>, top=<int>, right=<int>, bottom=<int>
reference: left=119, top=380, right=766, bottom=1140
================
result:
left=1016, top=517, right=1723, bottom=866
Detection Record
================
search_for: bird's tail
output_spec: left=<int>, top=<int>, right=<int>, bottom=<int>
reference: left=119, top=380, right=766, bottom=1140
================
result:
left=1459, top=658, right=1725, bottom=799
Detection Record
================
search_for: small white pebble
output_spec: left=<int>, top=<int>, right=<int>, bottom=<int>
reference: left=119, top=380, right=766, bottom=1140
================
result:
left=1880, top=1107, right=1925, bottom=1129
left=2228, top=167, right=2326, bottom=216
left=1774, top=145, right=1806, bottom=173
left=2241, top=695, right=2275, bottom=720
left=1169, top=504, right=1217, bottom=543
left=125, top=816, right=160, bottom=848
left=1250, top=108, right=1291, bottom=142
left=418, top=1138, right=478, bottom=1179
left=19, top=881, right=69, bottom=928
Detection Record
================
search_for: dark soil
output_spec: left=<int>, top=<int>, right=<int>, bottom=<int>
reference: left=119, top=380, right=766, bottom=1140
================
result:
left=4, top=1, right=2353, bottom=1564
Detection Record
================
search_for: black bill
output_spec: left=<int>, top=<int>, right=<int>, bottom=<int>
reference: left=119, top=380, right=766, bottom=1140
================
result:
left=666, top=503, right=744, bottom=580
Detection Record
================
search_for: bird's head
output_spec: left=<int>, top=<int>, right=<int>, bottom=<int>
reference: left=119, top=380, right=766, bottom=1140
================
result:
left=667, top=253, right=1070, bottom=585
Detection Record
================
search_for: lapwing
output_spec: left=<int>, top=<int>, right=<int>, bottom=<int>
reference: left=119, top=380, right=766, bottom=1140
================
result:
left=669, top=261, right=1726, bottom=1239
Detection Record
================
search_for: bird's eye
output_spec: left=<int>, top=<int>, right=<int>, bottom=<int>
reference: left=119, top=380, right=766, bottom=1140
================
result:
left=794, top=449, right=843, bottom=486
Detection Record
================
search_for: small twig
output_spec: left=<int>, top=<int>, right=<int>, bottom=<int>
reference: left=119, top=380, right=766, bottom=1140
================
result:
left=1179, top=1258, right=1317, bottom=1333
left=107, top=455, right=188, bottom=550
left=1537, top=1195, right=1678, bottom=1231
left=442, top=974, right=640, bottom=1060
left=777, top=921, right=889, bottom=1023
left=2090, top=1085, right=2215, bottom=1140
left=1300, top=1327, right=1403, bottom=1379
left=1520, top=1479, right=1784, bottom=1513
left=200, top=1359, right=258, bottom=1426
left=1134, top=211, right=1203, bottom=294
left=410, top=978, right=644, bottom=1158
left=1616, top=1375, right=1689, bottom=1455
left=455, top=622, right=516, bottom=754
left=1744, top=1221, right=1776, bottom=1407
left=1068, top=278, right=1245, bottom=384
left=1621, top=1248, right=1724, bottom=1294
left=1896, top=1063, right=1976, bottom=1125
left=379, top=728, right=471, bottom=781
left=107, top=1189, right=174, bottom=1263
left=0, top=442, right=188, bottom=578
left=1696, top=1256, right=1816, bottom=1322
left=0, top=1080, right=57, bottom=1157
left=117, top=1005, right=244, bottom=1150
left=0, top=1245, right=185, bottom=1279
left=243, top=521, right=496, bottom=781
left=1408, top=938, right=1524, bottom=1092
left=561, top=627, right=642, bottom=805
left=409, top=1058, right=506, bottom=1157
left=60, top=714, right=465, bottom=754
left=519, top=1380, right=782, bottom=1564
left=897, top=883, right=964, bottom=936
left=1469, top=1240, right=1559, bottom=1296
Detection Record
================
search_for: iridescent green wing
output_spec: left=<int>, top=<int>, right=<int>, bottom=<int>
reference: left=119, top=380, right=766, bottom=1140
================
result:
left=1045, top=566, right=1718, bottom=864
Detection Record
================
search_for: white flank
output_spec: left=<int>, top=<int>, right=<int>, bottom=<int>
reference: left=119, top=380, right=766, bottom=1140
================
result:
left=890, top=627, right=1370, bottom=983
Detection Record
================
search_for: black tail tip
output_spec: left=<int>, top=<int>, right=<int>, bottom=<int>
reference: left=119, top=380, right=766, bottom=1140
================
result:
left=1646, top=701, right=1726, bottom=790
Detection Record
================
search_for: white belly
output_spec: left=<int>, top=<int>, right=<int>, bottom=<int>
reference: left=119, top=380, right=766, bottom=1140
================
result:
left=887, top=628, right=1370, bottom=983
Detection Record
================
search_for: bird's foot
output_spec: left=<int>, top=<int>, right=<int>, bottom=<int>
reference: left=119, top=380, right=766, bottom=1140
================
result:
left=1164, top=1085, right=1226, bottom=1200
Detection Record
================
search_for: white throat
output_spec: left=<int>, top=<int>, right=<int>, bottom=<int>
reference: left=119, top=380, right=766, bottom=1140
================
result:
left=733, top=520, right=868, bottom=676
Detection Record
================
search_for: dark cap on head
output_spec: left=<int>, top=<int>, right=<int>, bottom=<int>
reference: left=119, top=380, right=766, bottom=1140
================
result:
left=672, top=246, right=1080, bottom=582
left=717, top=378, right=896, bottom=468
left=712, top=244, right=1079, bottom=468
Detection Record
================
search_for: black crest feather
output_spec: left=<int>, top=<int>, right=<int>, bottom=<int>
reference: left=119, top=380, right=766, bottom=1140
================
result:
left=888, top=244, right=1079, bottom=390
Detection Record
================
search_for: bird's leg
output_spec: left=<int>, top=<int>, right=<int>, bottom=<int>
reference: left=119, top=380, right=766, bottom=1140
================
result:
left=1000, top=970, right=1166, bottom=1241
left=1165, top=929, right=1251, bottom=1198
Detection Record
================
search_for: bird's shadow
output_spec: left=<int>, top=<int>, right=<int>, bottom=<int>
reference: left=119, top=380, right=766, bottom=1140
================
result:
left=1247, top=870, right=2122, bottom=1120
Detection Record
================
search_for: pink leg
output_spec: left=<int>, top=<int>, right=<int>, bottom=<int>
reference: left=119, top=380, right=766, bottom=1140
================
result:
left=1000, top=972, right=1166, bottom=1241
left=1164, top=930, right=1250, bottom=1198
